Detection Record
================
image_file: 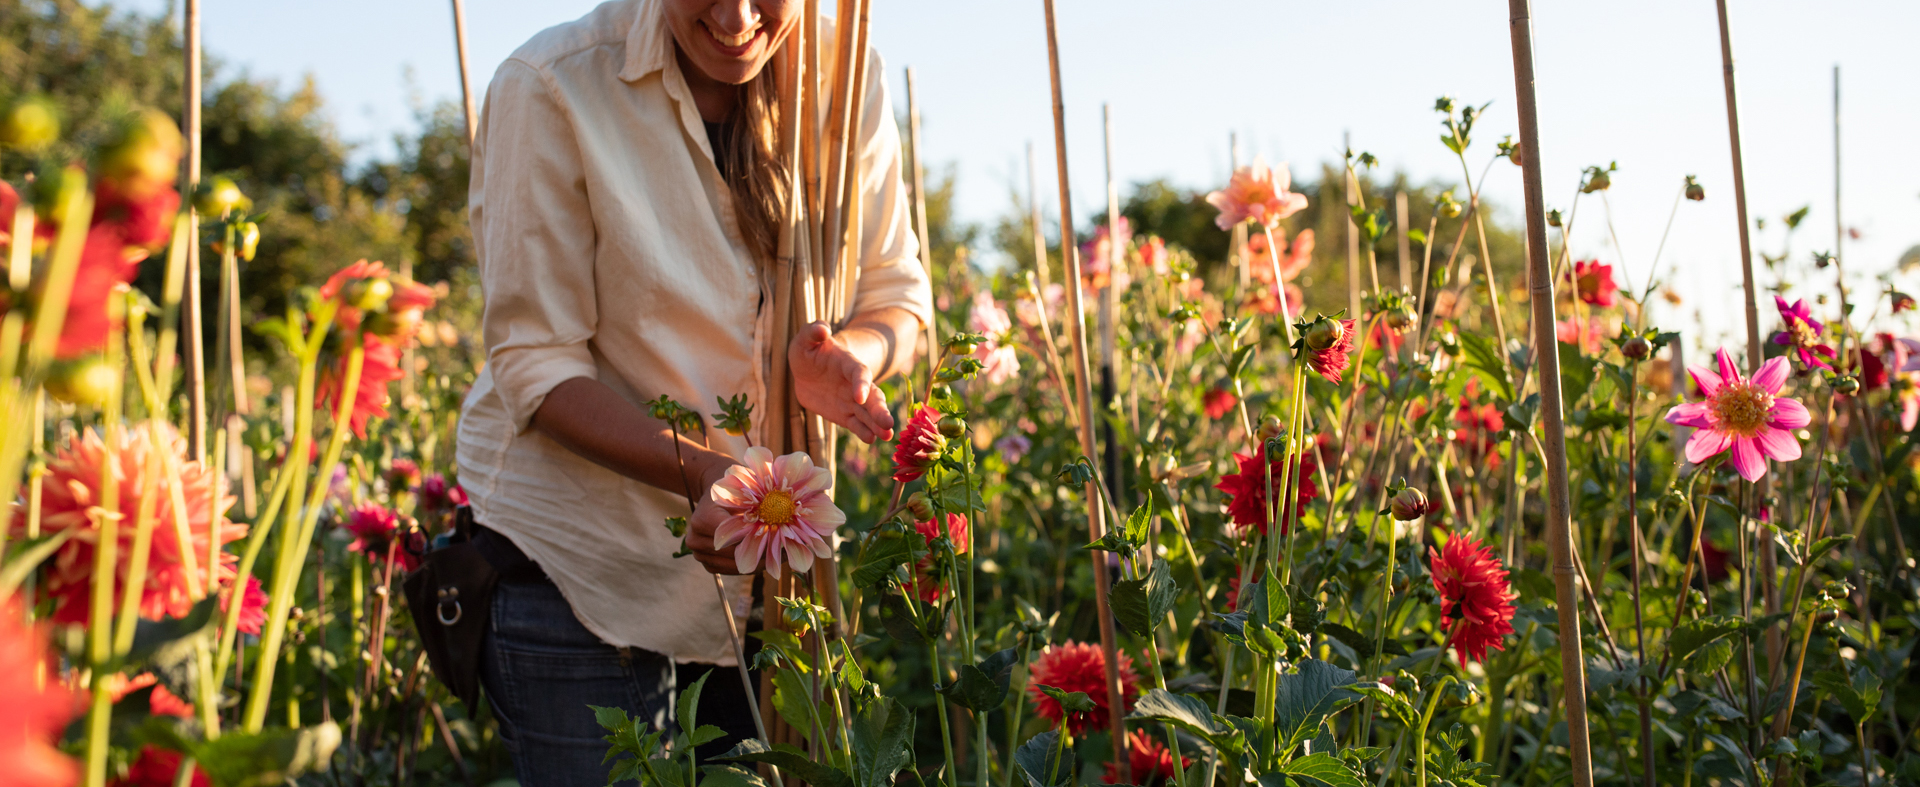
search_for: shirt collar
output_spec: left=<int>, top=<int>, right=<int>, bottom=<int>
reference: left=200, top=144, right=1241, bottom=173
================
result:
left=618, top=0, right=673, bottom=83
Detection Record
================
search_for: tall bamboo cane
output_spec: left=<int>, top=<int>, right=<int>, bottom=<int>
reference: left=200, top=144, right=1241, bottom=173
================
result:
left=1504, top=2, right=1594, bottom=785
left=183, top=0, right=206, bottom=461
left=1395, top=191, right=1411, bottom=292
left=906, top=68, right=936, bottom=394
left=1027, top=142, right=1053, bottom=297
left=1344, top=131, right=1360, bottom=318
left=450, top=0, right=479, bottom=145
left=1040, top=0, right=1129, bottom=777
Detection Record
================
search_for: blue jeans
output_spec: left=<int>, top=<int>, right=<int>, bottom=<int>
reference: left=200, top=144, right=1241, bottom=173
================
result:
left=478, top=577, right=757, bottom=787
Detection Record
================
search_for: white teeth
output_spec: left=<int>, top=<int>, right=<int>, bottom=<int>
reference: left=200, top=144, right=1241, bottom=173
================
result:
left=711, top=26, right=759, bottom=48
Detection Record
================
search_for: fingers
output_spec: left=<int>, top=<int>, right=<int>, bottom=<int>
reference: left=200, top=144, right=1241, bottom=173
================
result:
left=861, top=382, right=894, bottom=441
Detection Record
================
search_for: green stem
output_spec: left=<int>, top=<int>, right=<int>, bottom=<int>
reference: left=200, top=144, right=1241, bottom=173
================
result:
left=930, top=640, right=959, bottom=787
left=1412, top=676, right=1455, bottom=787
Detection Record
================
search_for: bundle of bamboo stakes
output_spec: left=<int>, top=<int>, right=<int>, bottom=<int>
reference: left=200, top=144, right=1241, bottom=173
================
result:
left=759, top=0, right=876, bottom=753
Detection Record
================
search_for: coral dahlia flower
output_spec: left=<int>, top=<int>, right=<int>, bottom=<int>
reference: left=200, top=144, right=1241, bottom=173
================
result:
left=968, top=292, right=1021, bottom=386
left=220, top=574, right=269, bottom=636
left=1304, top=319, right=1357, bottom=384
left=1570, top=260, right=1618, bottom=307
left=1664, top=349, right=1810, bottom=482
left=1770, top=296, right=1836, bottom=371
left=1206, top=161, right=1308, bottom=230
left=16, top=424, right=243, bottom=625
left=1214, top=446, right=1318, bottom=536
left=1027, top=641, right=1140, bottom=736
left=891, top=405, right=946, bottom=483
left=319, top=333, right=405, bottom=439
left=0, top=598, right=78, bottom=787
left=1103, top=730, right=1190, bottom=786
left=907, top=513, right=970, bottom=603
left=710, top=447, right=844, bottom=579
left=1428, top=534, right=1518, bottom=666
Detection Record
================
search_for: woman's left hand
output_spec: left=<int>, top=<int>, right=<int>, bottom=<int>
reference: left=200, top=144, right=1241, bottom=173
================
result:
left=789, top=322, right=896, bottom=444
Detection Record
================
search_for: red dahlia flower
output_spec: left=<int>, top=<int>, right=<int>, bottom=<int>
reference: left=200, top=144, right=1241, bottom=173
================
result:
left=1103, top=730, right=1190, bottom=786
left=318, top=333, right=404, bottom=439
left=111, top=746, right=208, bottom=787
left=15, top=424, right=244, bottom=625
left=1304, top=319, right=1357, bottom=384
left=0, top=598, right=78, bottom=787
left=1214, top=446, right=1318, bottom=536
left=1028, top=641, right=1140, bottom=736
left=1428, top=534, right=1518, bottom=666
left=344, top=502, right=420, bottom=572
left=1571, top=260, right=1618, bottom=307
left=908, top=513, right=970, bottom=603
left=1202, top=387, right=1237, bottom=420
left=891, top=405, right=945, bottom=483
left=220, top=574, right=268, bottom=636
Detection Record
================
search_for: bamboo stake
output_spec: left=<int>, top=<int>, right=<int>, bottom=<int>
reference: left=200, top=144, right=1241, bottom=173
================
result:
left=1040, top=0, right=1129, bottom=778
left=1395, top=191, right=1411, bottom=292
left=1504, top=3, right=1593, bottom=785
left=906, top=68, right=936, bottom=393
left=1100, top=104, right=1121, bottom=503
left=1713, top=1, right=1770, bottom=751
left=450, top=0, right=479, bottom=146
left=1230, top=132, right=1248, bottom=288
left=183, top=0, right=206, bottom=461
left=1344, top=131, right=1360, bottom=318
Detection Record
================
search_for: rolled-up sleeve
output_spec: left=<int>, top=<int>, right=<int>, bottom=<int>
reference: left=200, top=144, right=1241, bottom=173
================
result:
left=471, top=60, right=600, bottom=432
left=848, top=48, right=934, bottom=329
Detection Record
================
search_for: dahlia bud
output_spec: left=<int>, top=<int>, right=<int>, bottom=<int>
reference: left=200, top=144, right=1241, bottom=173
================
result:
left=943, top=333, right=986, bottom=355
left=339, top=275, right=393, bottom=311
left=1390, top=487, right=1429, bottom=521
left=46, top=356, right=119, bottom=407
left=905, top=492, right=935, bottom=522
left=1383, top=302, right=1415, bottom=331
left=1581, top=168, right=1611, bottom=194
left=1621, top=336, right=1652, bottom=361
left=1303, top=317, right=1344, bottom=351
left=194, top=176, right=251, bottom=218
left=1546, top=209, right=1564, bottom=228
left=1150, top=454, right=1179, bottom=482
left=1833, top=375, right=1860, bottom=395
left=98, top=108, right=183, bottom=197
left=1684, top=175, right=1705, bottom=202
left=938, top=417, right=967, bottom=440
left=1438, top=193, right=1463, bottom=219
left=1257, top=416, right=1285, bottom=443
left=0, top=96, right=59, bottom=152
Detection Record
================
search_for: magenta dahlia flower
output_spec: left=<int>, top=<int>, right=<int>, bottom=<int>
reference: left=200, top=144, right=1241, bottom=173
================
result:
left=1664, top=348, right=1811, bottom=482
left=1770, top=296, right=1835, bottom=371
left=709, top=447, right=844, bottom=578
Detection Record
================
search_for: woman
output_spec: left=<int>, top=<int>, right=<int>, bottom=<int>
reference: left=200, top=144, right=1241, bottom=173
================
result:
left=457, top=0, right=931, bottom=781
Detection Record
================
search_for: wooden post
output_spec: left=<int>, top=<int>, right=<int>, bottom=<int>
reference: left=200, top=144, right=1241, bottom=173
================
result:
left=451, top=0, right=480, bottom=146
left=182, top=0, right=206, bottom=461
left=1504, top=2, right=1593, bottom=785
left=1041, top=0, right=1129, bottom=778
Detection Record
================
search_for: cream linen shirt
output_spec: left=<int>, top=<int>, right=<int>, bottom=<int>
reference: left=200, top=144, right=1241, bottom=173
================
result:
left=456, top=0, right=932, bottom=664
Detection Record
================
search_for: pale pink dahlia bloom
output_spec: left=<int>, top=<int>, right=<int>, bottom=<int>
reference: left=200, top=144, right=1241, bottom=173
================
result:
left=1206, top=160, right=1308, bottom=230
left=1664, top=348, right=1811, bottom=482
left=710, top=447, right=845, bottom=578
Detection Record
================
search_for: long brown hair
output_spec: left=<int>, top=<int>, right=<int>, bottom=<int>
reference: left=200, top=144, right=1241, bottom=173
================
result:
left=717, top=65, right=789, bottom=263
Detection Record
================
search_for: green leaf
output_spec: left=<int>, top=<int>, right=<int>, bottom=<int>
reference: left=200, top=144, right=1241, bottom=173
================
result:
left=1014, top=731, right=1071, bottom=787
left=1282, top=752, right=1366, bottom=787
left=1034, top=684, right=1096, bottom=713
left=848, top=698, right=917, bottom=787
left=191, top=722, right=342, bottom=787
left=719, top=740, right=855, bottom=787
left=879, top=593, right=926, bottom=645
left=0, top=529, right=74, bottom=597
left=1556, top=342, right=1596, bottom=401
left=1273, top=660, right=1361, bottom=755
left=1227, top=344, right=1258, bottom=379
left=127, top=594, right=220, bottom=699
left=1128, top=687, right=1227, bottom=737
left=1318, top=622, right=1407, bottom=657
left=679, top=670, right=711, bottom=739
left=1458, top=332, right=1512, bottom=401
left=690, top=725, right=728, bottom=746
left=702, top=764, right=770, bottom=787
left=1668, top=615, right=1742, bottom=667
left=772, top=669, right=816, bottom=741
left=1813, top=667, right=1882, bottom=722
left=1349, top=682, right=1416, bottom=726
left=854, top=530, right=925, bottom=588
left=1110, top=559, right=1179, bottom=637
left=941, top=649, right=1019, bottom=712
left=1805, top=534, right=1854, bottom=563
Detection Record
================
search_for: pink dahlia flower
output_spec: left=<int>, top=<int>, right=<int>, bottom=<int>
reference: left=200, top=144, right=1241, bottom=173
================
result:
left=1206, top=161, right=1308, bottom=230
left=710, top=447, right=845, bottom=578
left=1664, top=348, right=1811, bottom=482
left=1769, top=296, right=1835, bottom=371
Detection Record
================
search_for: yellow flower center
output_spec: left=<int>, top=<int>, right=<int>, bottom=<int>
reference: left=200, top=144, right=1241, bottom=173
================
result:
left=1788, top=319, right=1819, bottom=348
left=1711, top=382, right=1773, bottom=436
left=758, top=490, right=797, bottom=526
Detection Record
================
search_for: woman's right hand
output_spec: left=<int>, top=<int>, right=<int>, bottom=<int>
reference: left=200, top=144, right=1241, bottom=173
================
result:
left=683, top=463, right=749, bottom=575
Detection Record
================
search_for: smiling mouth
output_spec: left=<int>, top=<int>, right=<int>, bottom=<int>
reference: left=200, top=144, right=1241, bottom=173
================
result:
left=703, top=20, right=763, bottom=56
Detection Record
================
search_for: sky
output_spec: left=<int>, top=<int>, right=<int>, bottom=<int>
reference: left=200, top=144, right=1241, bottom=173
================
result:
left=107, top=0, right=1920, bottom=355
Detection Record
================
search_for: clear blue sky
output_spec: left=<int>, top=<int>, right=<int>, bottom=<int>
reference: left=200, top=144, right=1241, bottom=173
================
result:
left=109, top=0, right=1920, bottom=355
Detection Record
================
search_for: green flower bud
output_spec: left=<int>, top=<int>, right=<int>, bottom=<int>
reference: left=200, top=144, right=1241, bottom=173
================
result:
left=194, top=176, right=251, bottom=218
left=1390, top=487, right=1429, bottom=521
left=1303, top=316, right=1344, bottom=351
left=1684, top=175, right=1705, bottom=202
left=938, top=417, right=967, bottom=440
left=1621, top=337, right=1651, bottom=361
